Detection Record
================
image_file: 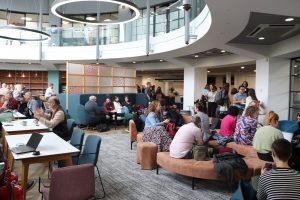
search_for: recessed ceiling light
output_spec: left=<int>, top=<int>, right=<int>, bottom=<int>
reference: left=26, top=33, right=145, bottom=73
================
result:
left=253, top=70, right=256, bottom=72
left=132, top=61, right=136, bottom=64
left=294, top=65, right=298, bottom=68
left=194, top=55, right=199, bottom=58
left=285, top=18, right=294, bottom=22
left=62, top=21, right=69, bottom=24
left=241, top=66, right=245, bottom=69
left=104, top=19, right=112, bottom=22
left=21, top=17, right=32, bottom=21
left=159, top=59, right=163, bottom=62
left=207, top=70, right=210, bottom=73
left=86, top=17, right=96, bottom=21
left=258, top=37, right=265, bottom=40
left=221, top=50, right=226, bottom=53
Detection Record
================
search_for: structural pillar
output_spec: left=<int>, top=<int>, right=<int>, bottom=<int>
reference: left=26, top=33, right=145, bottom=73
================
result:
left=256, top=57, right=290, bottom=120
left=226, top=72, right=231, bottom=84
left=183, top=67, right=207, bottom=111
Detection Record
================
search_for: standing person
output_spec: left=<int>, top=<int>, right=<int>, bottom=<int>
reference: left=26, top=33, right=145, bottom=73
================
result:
left=244, top=88, right=259, bottom=110
left=257, top=139, right=300, bottom=200
left=142, top=100, right=172, bottom=152
left=207, top=84, right=218, bottom=123
left=232, top=85, right=247, bottom=114
left=144, top=82, right=152, bottom=102
left=234, top=106, right=259, bottom=145
left=45, top=83, right=56, bottom=100
left=170, top=115, right=203, bottom=159
left=136, top=84, right=142, bottom=93
left=242, top=81, right=249, bottom=95
left=253, top=111, right=283, bottom=162
left=34, top=97, right=68, bottom=140
left=194, top=102, right=211, bottom=142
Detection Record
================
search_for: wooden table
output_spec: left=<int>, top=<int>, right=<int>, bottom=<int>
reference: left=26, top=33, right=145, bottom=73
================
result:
left=6, top=132, right=79, bottom=200
left=2, top=119, right=49, bottom=156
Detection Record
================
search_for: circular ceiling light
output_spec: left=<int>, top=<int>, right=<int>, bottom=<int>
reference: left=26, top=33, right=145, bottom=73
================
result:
left=258, top=37, right=265, bottom=40
left=194, top=55, right=199, bottom=58
left=51, top=0, right=141, bottom=25
left=241, top=66, right=245, bottom=69
left=0, top=25, right=51, bottom=42
left=220, top=50, right=226, bottom=53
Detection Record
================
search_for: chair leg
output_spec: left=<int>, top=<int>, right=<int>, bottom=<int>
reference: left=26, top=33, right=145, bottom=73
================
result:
left=192, top=177, right=195, bottom=190
left=131, top=141, right=133, bottom=150
left=96, top=165, right=106, bottom=199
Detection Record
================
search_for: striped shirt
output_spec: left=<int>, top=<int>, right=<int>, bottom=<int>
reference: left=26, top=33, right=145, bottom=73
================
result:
left=257, top=168, right=300, bottom=200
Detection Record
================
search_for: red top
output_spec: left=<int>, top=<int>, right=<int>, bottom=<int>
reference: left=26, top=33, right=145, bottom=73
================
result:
left=219, top=115, right=236, bottom=137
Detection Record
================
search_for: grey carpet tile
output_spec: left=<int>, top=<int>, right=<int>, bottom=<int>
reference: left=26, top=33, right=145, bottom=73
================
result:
left=9, top=128, right=233, bottom=200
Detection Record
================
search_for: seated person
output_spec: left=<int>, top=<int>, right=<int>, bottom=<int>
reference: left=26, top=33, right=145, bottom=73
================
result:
left=0, top=93, right=18, bottom=112
left=84, top=95, right=107, bottom=126
left=234, top=106, right=259, bottom=145
left=34, top=96, right=68, bottom=140
left=122, top=95, right=132, bottom=113
left=103, top=97, right=117, bottom=123
left=113, top=96, right=124, bottom=114
left=294, top=112, right=300, bottom=137
left=142, top=100, right=172, bottom=152
left=253, top=111, right=283, bottom=162
left=213, top=106, right=240, bottom=145
left=21, top=91, right=40, bottom=118
left=194, top=102, right=211, bottom=142
left=170, top=115, right=203, bottom=159
left=257, top=139, right=300, bottom=200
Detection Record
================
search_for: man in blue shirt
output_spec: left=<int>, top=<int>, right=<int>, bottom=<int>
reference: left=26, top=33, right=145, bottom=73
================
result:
left=233, top=86, right=247, bottom=113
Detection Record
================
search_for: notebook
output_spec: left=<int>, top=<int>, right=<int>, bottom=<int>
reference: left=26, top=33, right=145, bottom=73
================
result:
left=282, top=131, right=294, bottom=142
left=11, top=133, right=43, bottom=154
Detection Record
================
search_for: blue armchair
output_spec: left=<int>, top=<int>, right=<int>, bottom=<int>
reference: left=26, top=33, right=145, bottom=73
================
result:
left=278, top=120, right=298, bottom=133
left=75, top=104, right=101, bottom=127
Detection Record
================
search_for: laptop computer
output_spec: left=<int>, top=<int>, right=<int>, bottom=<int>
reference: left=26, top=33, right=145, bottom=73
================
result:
left=11, top=133, right=43, bottom=154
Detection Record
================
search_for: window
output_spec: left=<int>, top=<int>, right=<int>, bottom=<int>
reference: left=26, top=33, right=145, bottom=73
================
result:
left=289, top=58, right=300, bottom=119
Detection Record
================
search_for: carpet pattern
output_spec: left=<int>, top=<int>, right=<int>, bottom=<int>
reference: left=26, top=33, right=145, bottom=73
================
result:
left=94, top=130, right=233, bottom=200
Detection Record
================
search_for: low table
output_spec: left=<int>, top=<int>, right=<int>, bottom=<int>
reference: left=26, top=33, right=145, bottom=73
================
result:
left=6, top=132, right=79, bottom=200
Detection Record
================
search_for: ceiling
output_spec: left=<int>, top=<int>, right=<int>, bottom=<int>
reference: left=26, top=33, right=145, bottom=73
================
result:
left=228, top=12, right=300, bottom=45
left=177, top=48, right=233, bottom=59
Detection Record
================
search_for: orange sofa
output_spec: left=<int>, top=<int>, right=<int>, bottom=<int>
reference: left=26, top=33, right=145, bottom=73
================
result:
left=157, top=141, right=266, bottom=189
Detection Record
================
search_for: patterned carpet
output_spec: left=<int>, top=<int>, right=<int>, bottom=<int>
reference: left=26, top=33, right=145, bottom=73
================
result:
left=17, top=129, right=233, bottom=200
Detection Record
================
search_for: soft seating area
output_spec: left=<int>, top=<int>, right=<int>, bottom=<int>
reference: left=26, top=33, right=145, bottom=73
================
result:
left=57, top=93, right=149, bottom=125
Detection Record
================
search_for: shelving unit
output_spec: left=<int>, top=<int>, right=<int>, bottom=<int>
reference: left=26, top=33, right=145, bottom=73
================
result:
left=0, top=70, right=48, bottom=96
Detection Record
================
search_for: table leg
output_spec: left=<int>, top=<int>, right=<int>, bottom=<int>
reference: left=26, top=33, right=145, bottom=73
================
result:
left=65, top=156, right=73, bottom=166
left=21, top=163, right=29, bottom=200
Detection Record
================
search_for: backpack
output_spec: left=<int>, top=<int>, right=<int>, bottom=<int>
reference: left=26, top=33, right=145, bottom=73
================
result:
left=215, top=90, right=225, bottom=106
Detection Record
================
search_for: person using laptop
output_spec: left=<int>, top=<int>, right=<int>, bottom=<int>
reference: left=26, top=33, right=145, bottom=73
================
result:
left=34, top=97, right=68, bottom=140
left=257, top=138, right=300, bottom=200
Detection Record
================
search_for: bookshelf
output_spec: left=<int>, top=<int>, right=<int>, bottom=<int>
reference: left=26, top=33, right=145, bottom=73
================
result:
left=0, top=70, right=48, bottom=96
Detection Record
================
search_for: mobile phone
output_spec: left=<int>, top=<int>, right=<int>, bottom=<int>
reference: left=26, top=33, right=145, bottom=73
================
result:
left=265, top=163, right=272, bottom=170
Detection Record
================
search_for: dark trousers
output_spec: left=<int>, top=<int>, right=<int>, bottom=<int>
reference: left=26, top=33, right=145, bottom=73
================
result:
left=208, top=102, right=218, bottom=117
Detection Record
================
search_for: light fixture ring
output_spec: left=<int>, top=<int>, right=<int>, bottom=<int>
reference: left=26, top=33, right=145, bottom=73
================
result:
left=0, top=26, right=51, bottom=42
left=51, top=0, right=141, bottom=25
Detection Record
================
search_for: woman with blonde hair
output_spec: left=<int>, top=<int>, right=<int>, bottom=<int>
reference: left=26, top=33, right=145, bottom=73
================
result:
left=142, top=100, right=172, bottom=152
left=253, top=111, right=283, bottom=161
left=234, top=106, right=259, bottom=145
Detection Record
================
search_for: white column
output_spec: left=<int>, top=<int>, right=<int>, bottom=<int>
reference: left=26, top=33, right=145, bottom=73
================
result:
left=183, top=67, right=207, bottom=111
left=256, top=58, right=290, bottom=120
left=164, top=81, right=169, bottom=95
left=119, top=24, right=125, bottom=43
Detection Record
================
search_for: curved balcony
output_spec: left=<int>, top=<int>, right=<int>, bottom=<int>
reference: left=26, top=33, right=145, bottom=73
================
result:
left=0, top=0, right=210, bottom=61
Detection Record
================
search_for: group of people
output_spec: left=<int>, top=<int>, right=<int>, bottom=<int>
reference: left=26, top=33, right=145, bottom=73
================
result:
left=136, top=82, right=166, bottom=102
left=0, top=82, right=68, bottom=141
left=140, top=82, right=300, bottom=199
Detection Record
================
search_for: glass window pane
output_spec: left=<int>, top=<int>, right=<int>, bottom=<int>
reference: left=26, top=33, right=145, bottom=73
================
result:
left=9, top=13, right=25, bottom=26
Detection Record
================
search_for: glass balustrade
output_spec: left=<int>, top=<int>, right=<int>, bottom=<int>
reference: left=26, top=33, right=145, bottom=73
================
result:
left=0, top=0, right=206, bottom=47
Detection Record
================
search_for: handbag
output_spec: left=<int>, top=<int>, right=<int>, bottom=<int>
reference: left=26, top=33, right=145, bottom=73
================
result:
left=0, top=110, right=15, bottom=123
left=219, top=105, right=228, bottom=112
left=192, top=145, right=208, bottom=161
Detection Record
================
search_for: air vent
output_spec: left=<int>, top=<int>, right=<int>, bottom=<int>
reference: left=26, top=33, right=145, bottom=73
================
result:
left=247, top=24, right=299, bottom=38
